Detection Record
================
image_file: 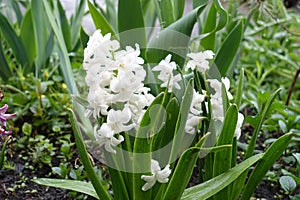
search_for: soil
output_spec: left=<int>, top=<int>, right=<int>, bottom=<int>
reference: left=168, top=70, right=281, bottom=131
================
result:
left=0, top=155, right=76, bottom=200
left=0, top=169, right=73, bottom=200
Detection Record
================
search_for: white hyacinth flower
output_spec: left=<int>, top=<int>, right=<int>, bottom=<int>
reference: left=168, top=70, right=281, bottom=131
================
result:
left=114, top=44, right=144, bottom=70
left=141, top=159, right=171, bottom=191
left=221, top=77, right=233, bottom=100
left=107, top=106, right=135, bottom=133
left=185, top=50, right=214, bottom=73
left=153, top=54, right=182, bottom=92
left=83, top=30, right=119, bottom=70
left=235, top=112, right=244, bottom=139
left=210, top=97, right=224, bottom=121
left=185, top=114, right=201, bottom=135
left=208, top=79, right=222, bottom=98
left=185, top=89, right=206, bottom=134
left=94, top=123, right=124, bottom=154
left=86, top=88, right=111, bottom=117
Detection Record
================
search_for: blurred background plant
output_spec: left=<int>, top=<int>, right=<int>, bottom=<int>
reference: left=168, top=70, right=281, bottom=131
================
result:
left=231, top=0, right=300, bottom=198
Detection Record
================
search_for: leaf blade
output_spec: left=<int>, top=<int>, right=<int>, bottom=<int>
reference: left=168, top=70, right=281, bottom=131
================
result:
left=240, top=133, right=293, bottom=200
left=32, top=178, right=100, bottom=199
left=181, top=153, right=263, bottom=200
left=214, top=19, right=244, bottom=76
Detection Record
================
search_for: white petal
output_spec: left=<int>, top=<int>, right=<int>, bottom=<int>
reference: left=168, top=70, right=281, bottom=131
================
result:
left=141, top=180, right=156, bottom=191
left=151, top=159, right=161, bottom=173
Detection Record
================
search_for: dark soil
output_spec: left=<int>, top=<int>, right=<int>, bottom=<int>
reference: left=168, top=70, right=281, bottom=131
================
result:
left=0, top=155, right=75, bottom=200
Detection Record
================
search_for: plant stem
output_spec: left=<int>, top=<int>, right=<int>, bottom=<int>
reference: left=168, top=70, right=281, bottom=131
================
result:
left=285, top=67, right=300, bottom=105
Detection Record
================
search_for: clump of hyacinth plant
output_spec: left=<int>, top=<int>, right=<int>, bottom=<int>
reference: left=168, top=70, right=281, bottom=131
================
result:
left=50, top=28, right=288, bottom=200
left=34, top=25, right=293, bottom=199
left=34, top=1, right=294, bottom=199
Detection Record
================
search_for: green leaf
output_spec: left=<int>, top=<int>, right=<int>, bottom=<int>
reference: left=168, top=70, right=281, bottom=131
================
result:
left=32, top=178, right=100, bottom=199
left=80, top=27, right=89, bottom=49
left=105, top=0, right=117, bottom=32
left=245, top=89, right=281, bottom=159
left=43, top=1, right=81, bottom=97
left=232, top=89, right=281, bottom=199
left=0, top=43, right=11, bottom=80
left=11, top=0, right=23, bottom=26
left=22, top=122, right=32, bottom=136
left=70, top=0, right=86, bottom=48
left=199, top=0, right=227, bottom=50
left=146, top=4, right=207, bottom=68
left=214, top=19, right=244, bottom=76
left=88, top=1, right=115, bottom=35
left=234, top=68, right=244, bottom=108
left=193, top=0, right=208, bottom=8
left=32, top=0, right=50, bottom=69
left=57, top=1, right=72, bottom=51
left=0, top=12, right=29, bottom=71
left=132, top=92, right=167, bottom=199
left=154, top=0, right=175, bottom=27
left=293, top=153, right=300, bottom=165
left=68, top=109, right=112, bottom=200
left=181, top=153, right=263, bottom=200
left=0, top=137, right=11, bottom=169
left=142, top=1, right=157, bottom=39
left=105, top=159, right=130, bottom=200
left=240, top=133, right=293, bottom=200
left=173, top=0, right=185, bottom=20
left=169, top=79, right=194, bottom=163
left=279, top=176, right=297, bottom=193
left=200, top=3, right=217, bottom=50
left=152, top=97, right=180, bottom=153
left=118, top=0, right=146, bottom=57
left=163, top=147, right=201, bottom=200
left=20, top=9, right=36, bottom=67
left=213, top=105, right=238, bottom=199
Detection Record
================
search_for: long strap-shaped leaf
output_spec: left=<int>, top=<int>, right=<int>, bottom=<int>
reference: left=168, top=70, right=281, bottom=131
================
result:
left=181, top=153, right=263, bottom=200
left=173, top=0, right=185, bottom=20
left=32, top=178, right=100, bottom=199
left=214, top=19, right=244, bottom=77
left=118, top=0, right=146, bottom=58
left=169, top=79, right=194, bottom=163
left=200, top=0, right=228, bottom=51
left=32, top=0, right=50, bottom=70
left=240, top=133, right=293, bottom=200
left=88, top=1, right=115, bottom=36
left=132, top=93, right=167, bottom=199
left=154, top=0, right=175, bottom=28
left=43, top=1, right=78, bottom=95
left=43, top=1, right=93, bottom=138
left=245, top=88, right=281, bottom=159
left=146, top=4, right=207, bottom=67
left=0, top=43, right=12, bottom=81
left=68, top=109, right=112, bottom=200
left=20, top=9, right=36, bottom=68
left=0, top=12, right=29, bottom=72
left=231, top=88, right=281, bottom=199
left=70, top=0, right=86, bottom=48
left=212, top=104, right=238, bottom=200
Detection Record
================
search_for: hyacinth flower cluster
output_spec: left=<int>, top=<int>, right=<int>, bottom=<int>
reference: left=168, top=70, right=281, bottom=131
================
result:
left=83, top=30, right=155, bottom=154
left=185, top=51, right=244, bottom=138
left=82, top=30, right=245, bottom=191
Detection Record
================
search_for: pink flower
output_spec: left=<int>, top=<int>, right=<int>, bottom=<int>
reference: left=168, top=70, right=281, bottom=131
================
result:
left=0, top=104, right=16, bottom=136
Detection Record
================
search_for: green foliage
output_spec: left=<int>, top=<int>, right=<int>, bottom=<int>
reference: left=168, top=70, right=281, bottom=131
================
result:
left=32, top=178, right=101, bottom=199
